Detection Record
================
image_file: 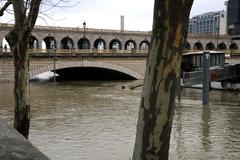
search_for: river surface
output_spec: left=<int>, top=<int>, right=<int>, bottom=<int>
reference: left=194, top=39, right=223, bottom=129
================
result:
left=1, top=80, right=240, bottom=160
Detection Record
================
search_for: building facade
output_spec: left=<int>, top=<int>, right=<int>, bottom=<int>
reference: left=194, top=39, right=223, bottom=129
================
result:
left=188, top=10, right=227, bottom=35
left=227, top=0, right=240, bottom=35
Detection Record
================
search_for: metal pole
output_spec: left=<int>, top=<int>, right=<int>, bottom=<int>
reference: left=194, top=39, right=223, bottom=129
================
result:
left=217, top=29, right=219, bottom=50
left=83, top=21, right=86, bottom=49
left=50, top=37, right=56, bottom=84
left=177, top=69, right=182, bottom=102
left=202, top=51, right=210, bottom=105
left=53, top=50, right=56, bottom=84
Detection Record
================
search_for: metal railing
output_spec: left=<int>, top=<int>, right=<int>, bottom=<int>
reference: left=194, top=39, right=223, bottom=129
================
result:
left=182, top=70, right=203, bottom=86
left=1, top=48, right=149, bottom=55
left=2, top=48, right=240, bottom=55
left=212, top=65, right=237, bottom=81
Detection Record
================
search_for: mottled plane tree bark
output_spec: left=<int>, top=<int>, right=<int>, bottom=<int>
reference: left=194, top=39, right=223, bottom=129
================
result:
left=0, top=0, right=81, bottom=139
left=132, top=0, right=194, bottom=159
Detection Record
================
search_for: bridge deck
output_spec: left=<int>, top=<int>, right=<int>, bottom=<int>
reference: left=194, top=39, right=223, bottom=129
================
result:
left=0, top=49, right=149, bottom=58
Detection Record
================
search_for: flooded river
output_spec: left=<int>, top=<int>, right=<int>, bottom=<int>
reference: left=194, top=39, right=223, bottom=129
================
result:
left=0, top=81, right=240, bottom=160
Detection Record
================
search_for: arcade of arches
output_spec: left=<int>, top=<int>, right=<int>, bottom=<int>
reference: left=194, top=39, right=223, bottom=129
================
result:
left=2, top=34, right=239, bottom=51
left=185, top=41, right=239, bottom=51
left=2, top=35, right=150, bottom=51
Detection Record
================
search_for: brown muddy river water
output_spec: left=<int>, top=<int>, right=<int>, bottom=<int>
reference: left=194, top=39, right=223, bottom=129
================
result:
left=1, top=80, right=240, bottom=160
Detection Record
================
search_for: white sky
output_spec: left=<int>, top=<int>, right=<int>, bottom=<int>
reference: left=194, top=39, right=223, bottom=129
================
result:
left=0, top=0, right=227, bottom=31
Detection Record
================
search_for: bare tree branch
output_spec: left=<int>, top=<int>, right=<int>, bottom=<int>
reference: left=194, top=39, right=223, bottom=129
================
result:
left=40, top=0, right=82, bottom=13
left=0, top=0, right=12, bottom=16
left=26, top=0, right=42, bottom=30
left=1, top=0, right=82, bottom=26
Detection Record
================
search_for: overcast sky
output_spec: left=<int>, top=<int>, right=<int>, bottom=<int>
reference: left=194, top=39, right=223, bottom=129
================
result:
left=1, top=0, right=227, bottom=31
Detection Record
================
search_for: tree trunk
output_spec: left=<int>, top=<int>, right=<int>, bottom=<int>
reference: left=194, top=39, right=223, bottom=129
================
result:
left=3, top=0, right=42, bottom=139
left=13, top=44, right=30, bottom=139
left=132, top=0, right=193, bottom=159
left=6, top=29, right=31, bottom=139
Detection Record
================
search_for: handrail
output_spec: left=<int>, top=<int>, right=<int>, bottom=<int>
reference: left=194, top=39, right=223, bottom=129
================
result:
left=0, top=49, right=149, bottom=54
left=32, top=49, right=149, bottom=54
left=2, top=48, right=240, bottom=55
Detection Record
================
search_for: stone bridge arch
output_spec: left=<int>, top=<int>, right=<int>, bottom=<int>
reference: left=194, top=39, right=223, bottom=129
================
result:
left=29, top=61, right=144, bottom=80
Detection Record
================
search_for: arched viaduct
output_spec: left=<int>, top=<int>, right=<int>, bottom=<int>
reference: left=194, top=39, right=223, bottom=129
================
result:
left=0, top=23, right=239, bottom=52
left=1, top=23, right=240, bottom=82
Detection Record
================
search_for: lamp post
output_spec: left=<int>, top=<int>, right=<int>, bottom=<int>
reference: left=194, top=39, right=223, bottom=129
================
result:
left=83, top=21, right=86, bottom=49
left=50, top=34, right=56, bottom=84
left=230, top=40, right=233, bottom=63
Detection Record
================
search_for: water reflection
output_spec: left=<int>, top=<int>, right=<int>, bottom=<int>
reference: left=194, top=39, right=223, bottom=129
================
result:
left=1, top=82, right=240, bottom=160
left=29, top=81, right=141, bottom=160
left=200, top=106, right=212, bottom=152
left=170, top=89, right=240, bottom=160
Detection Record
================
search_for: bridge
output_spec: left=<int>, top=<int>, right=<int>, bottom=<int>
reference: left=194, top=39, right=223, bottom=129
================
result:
left=0, top=50, right=147, bottom=82
left=0, top=23, right=239, bottom=51
left=1, top=23, right=240, bottom=82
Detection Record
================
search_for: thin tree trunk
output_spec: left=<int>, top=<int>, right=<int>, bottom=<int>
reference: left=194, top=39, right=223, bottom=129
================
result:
left=3, top=0, right=42, bottom=139
left=6, top=28, right=31, bottom=139
left=13, top=44, right=30, bottom=139
left=132, top=0, right=193, bottom=159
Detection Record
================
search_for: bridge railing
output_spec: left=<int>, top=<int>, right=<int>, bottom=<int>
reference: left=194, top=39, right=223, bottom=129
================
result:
left=25, top=49, right=149, bottom=54
left=2, top=48, right=240, bottom=56
left=0, top=48, right=149, bottom=54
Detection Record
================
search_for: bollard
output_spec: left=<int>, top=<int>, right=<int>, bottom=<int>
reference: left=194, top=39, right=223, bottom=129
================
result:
left=202, top=51, right=210, bottom=105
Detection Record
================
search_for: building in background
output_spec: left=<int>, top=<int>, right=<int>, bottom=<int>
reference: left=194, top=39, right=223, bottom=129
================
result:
left=220, top=7, right=228, bottom=35
left=227, top=0, right=240, bottom=35
left=188, top=10, right=227, bottom=35
left=120, top=15, right=124, bottom=32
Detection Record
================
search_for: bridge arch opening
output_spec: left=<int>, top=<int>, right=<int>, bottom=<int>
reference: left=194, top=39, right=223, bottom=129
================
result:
left=139, top=40, right=150, bottom=50
left=184, top=42, right=191, bottom=50
left=193, top=42, right=203, bottom=50
left=229, top=43, right=238, bottom=50
left=109, top=39, right=122, bottom=50
left=29, top=61, right=143, bottom=81
left=28, top=34, right=39, bottom=49
left=125, top=40, right=136, bottom=50
left=205, top=42, right=215, bottom=50
left=94, top=38, right=106, bottom=50
left=78, top=38, right=90, bottom=49
left=61, top=36, right=74, bottom=49
left=218, top=42, right=227, bottom=50
left=54, top=67, right=137, bottom=81
left=43, top=35, right=57, bottom=49
left=2, top=37, right=10, bottom=51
